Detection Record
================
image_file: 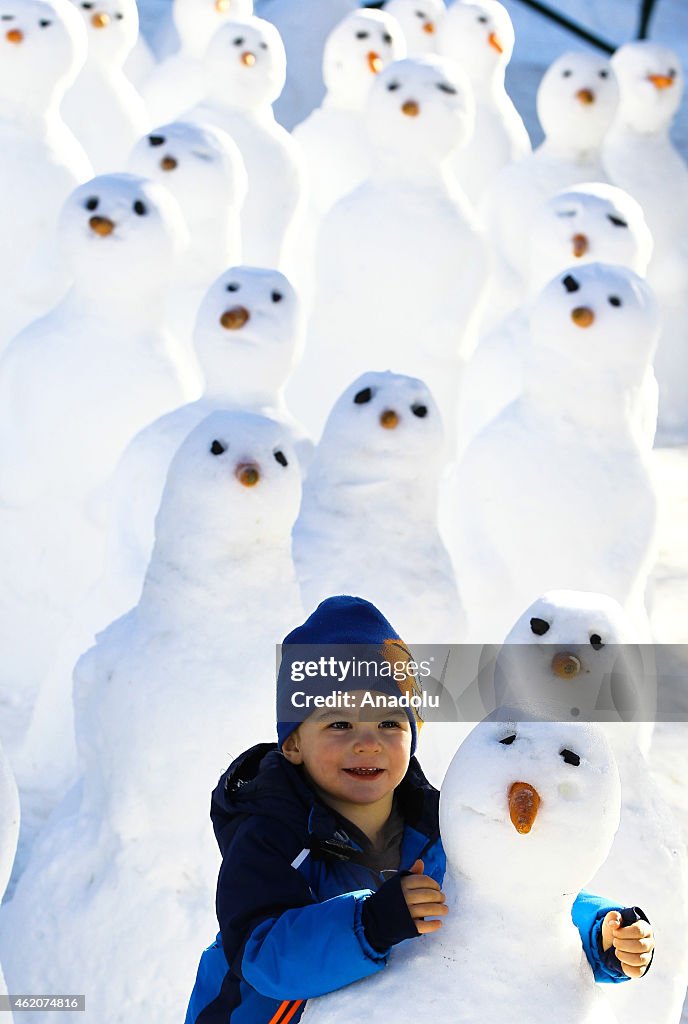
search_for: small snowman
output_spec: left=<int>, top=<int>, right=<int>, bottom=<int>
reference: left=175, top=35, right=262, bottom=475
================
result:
left=185, top=15, right=304, bottom=272
left=290, top=56, right=488, bottom=440
left=0, top=411, right=303, bottom=1024
left=0, top=743, right=19, bottom=1022
left=61, top=0, right=149, bottom=172
left=437, top=0, right=530, bottom=207
left=451, top=262, right=659, bottom=644
left=384, top=0, right=444, bottom=56
left=303, top=719, right=622, bottom=1024
left=293, top=371, right=465, bottom=645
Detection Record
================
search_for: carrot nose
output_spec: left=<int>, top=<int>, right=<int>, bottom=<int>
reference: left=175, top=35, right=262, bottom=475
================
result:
left=572, top=233, right=588, bottom=258
left=89, top=215, right=115, bottom=237
left=552, top=652, right=582, bottom=679
left=508, top=781, right=541, bottom=834
left=488, top=31, right=503, bottom=53
left=368, top=51, right=382, bottom=73
left=647, top=73, right=674, bottom=89
left=236, top=463, right=260, bottom=487
left=160, top=155, right=177, bottom=171
left=576, top=88, right=595, bottom=104
left=241, top=51, right=256, bottom=66
left=215, top=0, right=230, bottom=11
left=220, top=306, right=250, bottom=330
left=380, top=409, right=399, bottom=429
left=402, top=99, right=420, bottom=117
left=91, top=11, right=110, bottom=28
left=5, top=28, right=23, bottom=42
left=423, top=20, right=435, bottom=34
left=571, top=306, right=594, bottom=328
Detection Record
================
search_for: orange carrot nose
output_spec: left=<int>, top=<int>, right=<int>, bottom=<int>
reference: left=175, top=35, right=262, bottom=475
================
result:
left=241, top=51, right=256, bottom=66
left=552, top=652, right=582, bottom=679
left=236, top=463, right=260, bottom=487
left=647, top=73, right=674, bottom=89
left=423, top=20, right=435, bottom=34
left=488, top=31, right=503, bottom=53
left=572, top=233, right=589, bottom=258
left=401, top=99, right=420, bottom=117
left=89, top=215, right=115, bottom=236
left=220, top=306, right=250, bottom=330
left=91, top=11, right=110, bottom=28
left=576, top=87, right=595, bottom=104
left=380, top=409, right=399, bottom=429
left=160, top=155, right=178, bottom=171
left=571, top=306, right=595, bottom=328
left=368, top=51, right=382, bottom=73
left=5, top=28, right=23, bottom=42
left=215, top=0, right=230, bottom=10
left=509, top=781, right=541, bottom=834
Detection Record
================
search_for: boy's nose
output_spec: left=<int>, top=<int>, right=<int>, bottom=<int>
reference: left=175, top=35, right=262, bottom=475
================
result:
left=353, top=726, right=382, bottom=751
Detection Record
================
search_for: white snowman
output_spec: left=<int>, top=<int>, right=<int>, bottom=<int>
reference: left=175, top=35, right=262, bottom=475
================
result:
left=384, top=0, right=444, bottom=56
left=185, top=15, right=304, bottom=272
left=293, top=371, right=465, bottom=646
left=303, top=719, right=622, bottom=1024
left=437, top=0, right=531, bottom=207
left=0, top=411, right=303, bottom=1024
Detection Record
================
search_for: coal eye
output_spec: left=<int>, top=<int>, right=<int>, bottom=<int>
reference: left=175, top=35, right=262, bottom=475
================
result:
left=560, top=748, right=580, bottom=766
left=530, top=617, right=550, bottom=636
left=84, top=196, right=99, bottom=211
left=115, top=11, right=123, bottom=17
left=607, top=213, right=628, bottom=227
left=562, top=274, right=579, bottom=293
left=133, top=200, right=147, bottom=215
left=562, top=69, right=572, bottom=77
left=233, top=36, right=244, bottom=45
left=500, top=734, right=516, bottom=745
left=437, top=82, right=457, bottom=94
left=415, top=10, right=425, bottom=17
left=259, top=41, right=267, bottom=49
left=669, top=68, right=677, bottom=78
left=274, top=450, right=288, bottom=467
left=598, top=69, right=609, bottom=78
left=477, top=14, right=488, bottom=22
left=82, top=2, right=93, bottom=7
left=387, top=81, right=400, bottom=91
left=356, top=30, right=369, bottom=39
left=354, top=387, right=373, bottom=404
left=149, top=134, right=165, bottom=146
left=210, top=440, right=226, bottom=455
left=608, top=295, right=622, bottom=307
left=382, top=32, right=392, bottom=44
left=226, top=282, right=240, bottom=292
left=556, top=209, right=576, bottom=218
left=271, top=290, right=283, bottom=303
left=411, top=403, right=428, bottom=418
left=590, top=633, right=604, bottom=650
left=39, top=18, right=52, bottom=26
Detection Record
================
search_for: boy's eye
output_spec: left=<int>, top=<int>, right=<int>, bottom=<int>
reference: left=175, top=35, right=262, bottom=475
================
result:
left=379, top=719, right=401, bottom=728
left=328, top=720, right=352, bottom=730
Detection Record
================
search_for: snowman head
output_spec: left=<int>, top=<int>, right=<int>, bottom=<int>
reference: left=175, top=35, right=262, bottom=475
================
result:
left=0, top=0, right=86, bottom=110
left=58, top=173, right=187, bottom=296
left=153, top=410, right=300, bottom=561
left=537, top=51, right=619, bottom=151
left=366, top=56, right=474, bottom=165
left=611, top=41, right=683, bottom=133
left=203, top=15, right=286, bottom=111
left=66, top=0, right=137, bottom=67
left=528, top=183, right=653, bottom=292
left=323, top=9, right=405, bottom=109
left=527, top=261, right=659, bottom=383
left=173, top=0, right=252, bottom=58
left=193, top=265, right=300, bottom=402
left=437, top=0, right=514, bottom=84
left=128, top=122, right=248, bottom=232
left=383, top=0, right=445, bottom=57
left=440, top=720, right=621, bottom=898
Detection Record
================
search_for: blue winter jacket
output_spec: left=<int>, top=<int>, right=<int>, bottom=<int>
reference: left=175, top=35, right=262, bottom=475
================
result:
left=185, top=743, right=628, bottom=1024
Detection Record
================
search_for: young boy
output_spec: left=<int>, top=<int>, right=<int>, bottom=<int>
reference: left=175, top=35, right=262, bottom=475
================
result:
left=185, top=596, right=654, bottom=1023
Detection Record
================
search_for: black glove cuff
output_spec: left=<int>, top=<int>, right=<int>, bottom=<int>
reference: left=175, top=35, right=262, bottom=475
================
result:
left=361, top=871, right=420, bottom=953
left=600, top=906, right=654, bottom=978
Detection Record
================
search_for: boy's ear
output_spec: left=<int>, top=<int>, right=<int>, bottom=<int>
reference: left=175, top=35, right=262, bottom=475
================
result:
left=282, top=731, right=303, bottom=764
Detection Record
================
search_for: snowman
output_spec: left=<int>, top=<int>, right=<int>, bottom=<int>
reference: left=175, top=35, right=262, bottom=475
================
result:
left=0, top=743, right=19, bottom=1022
left=460, top=183, right=655, bottom=448
left=293, top=371, right=465, bottom=645
left=602, top=42, right=688, bottom=442
left=140, top=0, right=253, bottom=124
left=481, top=50, right=619, bottom=328
left=0, top=173, right=190, bottom=763
left=185, top=15, right=304, bottom=272
left=495, top=591, right=688, bottom=1024
left=437, top=0, right=531, bottom=207
left=384, top=0, right=444, bottom=56
left=0, top=411, right=303, bottom=1024
left=451, top=262, right=659, bottom=644
left=61, top=0, right=149, bottom=172
left=289, top=56, right=488, bottom=440
left=0, top=0, right=91, bottom=346
left=303, top=719, right=622, bottom=1024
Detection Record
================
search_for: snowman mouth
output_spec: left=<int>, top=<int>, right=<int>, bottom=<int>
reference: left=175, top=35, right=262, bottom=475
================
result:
left=344, top=767, right=384, bottom=778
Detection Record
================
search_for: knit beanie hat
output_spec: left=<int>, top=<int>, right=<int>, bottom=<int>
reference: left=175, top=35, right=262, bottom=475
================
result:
left=276, top=596, right=422, bottom=754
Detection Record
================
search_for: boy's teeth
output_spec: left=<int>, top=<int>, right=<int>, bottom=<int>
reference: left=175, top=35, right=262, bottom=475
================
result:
left=348, top=767, right=381, bottom=774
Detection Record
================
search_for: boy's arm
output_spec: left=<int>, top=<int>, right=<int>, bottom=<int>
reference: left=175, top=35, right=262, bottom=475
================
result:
left=572, top=891, right=652, bottom=983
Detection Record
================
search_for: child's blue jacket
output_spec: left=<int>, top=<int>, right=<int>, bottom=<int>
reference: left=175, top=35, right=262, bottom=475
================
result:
left=185, top=742, right=627, bottom=1024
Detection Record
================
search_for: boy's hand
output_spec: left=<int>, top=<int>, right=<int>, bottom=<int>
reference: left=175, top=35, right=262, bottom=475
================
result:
left=601, top=911, right=654, bottom=978
left=400, top=859, right=448, bottom=935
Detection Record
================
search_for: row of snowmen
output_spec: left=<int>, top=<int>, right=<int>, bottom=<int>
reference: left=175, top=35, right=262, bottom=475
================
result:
left=0, top=0, right=687, bottom=1020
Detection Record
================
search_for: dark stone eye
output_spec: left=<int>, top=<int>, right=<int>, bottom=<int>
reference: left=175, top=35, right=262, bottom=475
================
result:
left=382, top=32, right=392, bottom=44
left=39, top=18, right=52, bottom=26
left=608, top=295, right=622, bottom=307
left=530, top=617, right=550, bottom=636
left=233, top=36, right=244, bottom=45
left=149, top=134, right=165, bottom=147
left=411, top=403, right=428, bottom=418
left=437, top=82, right=457, bottom=94
left=598, top=69, right=609, bottom=78
left=133, top=200, right=147, bottom=215
left=115, top=11, right=123, bottom=17
left=356, top=30, right=369, bottom=39
left=556, top=209, right=576, bottom=218
left=500, top=734, right=516, bottom=745
left=82, top=2, right=93, bottom=8
left=669, top=68, right=677, bottom=78
left=259, top=41, right=267, bottom=49
left=415, top=10, right=425, bottom=17
left=85, top=196, right=99, bottom=211
left=226, top=282, right=240, bottom=292
left=274, top=450, right=288, bottom=467
left=354, top=387, right=373, bottom=404
left=562, top=274, right=579, bottom=293
left=477, top=14, right=488, bottom=22
left=387, top=81, right=400, bottom=91
left=590, top=634, right=604, bottom=650
left=210, top=440, right=226, bottom=455
left=271, top=290, right=283, bottom=303
left=562, top=69, right=572, bottom=77
left=560, top=748, right=580, bottom=766
left=607, top=213, right=627, bottom=227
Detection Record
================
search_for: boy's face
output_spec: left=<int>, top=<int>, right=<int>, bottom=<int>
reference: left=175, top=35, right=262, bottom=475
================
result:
left=282, top=691, right=412, bottom=816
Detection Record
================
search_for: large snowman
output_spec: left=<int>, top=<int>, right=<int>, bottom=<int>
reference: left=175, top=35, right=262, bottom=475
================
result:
left=0, top=412, right=303, bottom=1024
left=303, top=720, right=622, bottom=1024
